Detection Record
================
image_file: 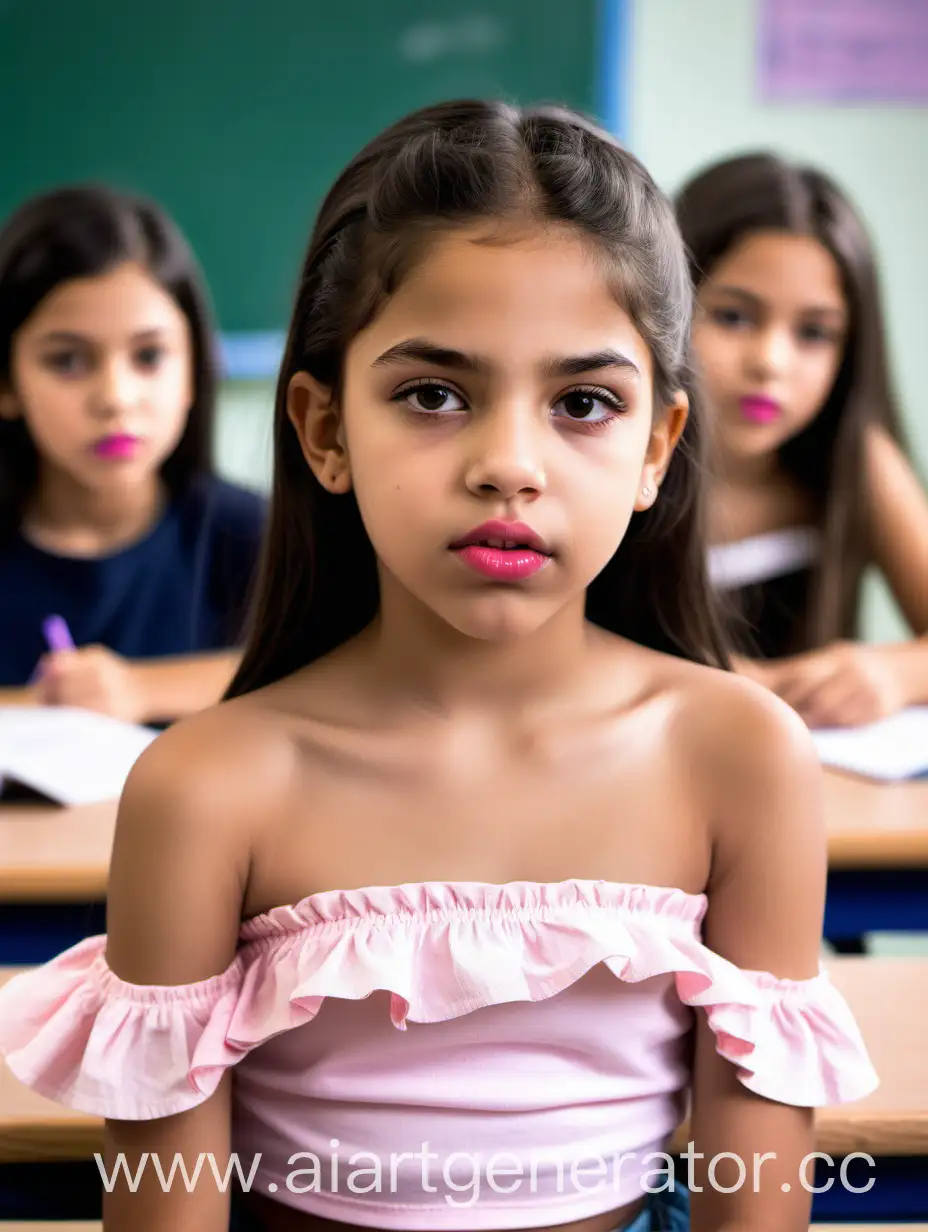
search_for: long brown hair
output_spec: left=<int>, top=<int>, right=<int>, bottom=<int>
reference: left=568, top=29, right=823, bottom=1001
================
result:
left=0, top=184, right=217, bottom=541
left=675, top=152, right=906, bottom=650
left=228, top=100, right=730, bottom=698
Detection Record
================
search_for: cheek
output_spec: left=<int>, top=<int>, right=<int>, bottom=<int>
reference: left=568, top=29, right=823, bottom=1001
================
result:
left=559, top=426, right=648, bottom=531
left=152, top=358, right=194, bottom=421
left=344, top=422, right=439, bottom=540
left=17, top=373, right=86, bottom=447
left=800, top=351, right=842, bottom=410
left=693, top=326, right=740, bottom=385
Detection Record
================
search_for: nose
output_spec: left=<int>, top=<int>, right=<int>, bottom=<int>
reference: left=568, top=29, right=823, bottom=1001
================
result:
left=464, top=404, right=547, bottom=501
left=91, top=356, right=143, bottom=419
left=746, top=325, right=792, bottom=382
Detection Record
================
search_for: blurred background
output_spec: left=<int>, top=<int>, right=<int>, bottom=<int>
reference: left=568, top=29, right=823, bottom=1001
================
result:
left=2, top=0, right=925, bottom=642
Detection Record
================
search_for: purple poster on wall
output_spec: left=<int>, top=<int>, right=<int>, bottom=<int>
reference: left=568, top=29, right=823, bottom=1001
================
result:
left=759, top=0, right=928, bottom=102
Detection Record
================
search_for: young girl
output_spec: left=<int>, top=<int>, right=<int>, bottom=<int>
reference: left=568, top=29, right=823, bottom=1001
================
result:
left=0, top=104, right=876, bottom=1232
left=677, top=153, right=928, bottom=731
left=0, top=185, right=265, bottom=724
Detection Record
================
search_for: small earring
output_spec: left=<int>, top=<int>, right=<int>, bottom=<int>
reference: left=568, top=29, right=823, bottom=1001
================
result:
left=642, top=485, right=653, bottom=498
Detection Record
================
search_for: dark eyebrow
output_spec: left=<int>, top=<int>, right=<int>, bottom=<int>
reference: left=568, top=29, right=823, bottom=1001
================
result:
left=713, top=285, right=845, bottom=319
left=712, top=285, right=762, bottom=308
left=371, top=339, right=481, bottom=371
left=542, top=349, right=640, bottom=379
left=37, top=331, right=92, bottom=346
left=371, top=338, right=640, bottom=379
left=37, top=327, right=170, bottom=346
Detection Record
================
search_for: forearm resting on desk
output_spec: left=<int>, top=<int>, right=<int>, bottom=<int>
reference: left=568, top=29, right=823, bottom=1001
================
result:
left=1, top=650, right=240, bottom=723
left=132, top=651, right=242, bottom=722
left=879, top=635, right=928, bottom=707
left=0, top=685, right=39, bottom=705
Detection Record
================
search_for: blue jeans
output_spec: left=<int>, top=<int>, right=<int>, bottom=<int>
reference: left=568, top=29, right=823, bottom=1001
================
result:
left=621, top=1184, right=690, bottom=1231
left=231, top=1187, right=691, bottom=1231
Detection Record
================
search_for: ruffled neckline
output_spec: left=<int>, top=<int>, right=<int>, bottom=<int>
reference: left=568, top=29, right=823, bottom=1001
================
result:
left=240, top=879, right=707, bottom=941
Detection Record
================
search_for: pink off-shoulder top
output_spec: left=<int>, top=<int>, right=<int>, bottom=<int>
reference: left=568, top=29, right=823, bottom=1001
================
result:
left=0, top=880, right=877, bottom=1229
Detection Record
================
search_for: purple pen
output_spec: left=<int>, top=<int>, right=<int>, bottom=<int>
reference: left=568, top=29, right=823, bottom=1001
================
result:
left=42, top=614, right=76, bottom=654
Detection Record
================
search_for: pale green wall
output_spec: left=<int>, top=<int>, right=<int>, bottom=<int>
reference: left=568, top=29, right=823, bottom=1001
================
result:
left=629, top=0, right=927, bottom=640
left=215, top=381, right=274, bottom=495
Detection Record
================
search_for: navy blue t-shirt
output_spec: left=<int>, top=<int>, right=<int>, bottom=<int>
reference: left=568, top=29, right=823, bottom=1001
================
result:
left=0, top=476, right=266, bottom=687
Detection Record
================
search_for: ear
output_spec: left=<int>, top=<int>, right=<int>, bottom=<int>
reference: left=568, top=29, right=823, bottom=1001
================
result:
left=634, top=389, right=689, bottom=512
left=0, top=389, right=20, bottom=421
left=286, top=371, right=352, bottom=495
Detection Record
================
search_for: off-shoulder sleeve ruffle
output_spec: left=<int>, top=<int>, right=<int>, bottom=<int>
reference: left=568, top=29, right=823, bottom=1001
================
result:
left=0, top=936, right=245, bottom=1118
left=0, top=881, right=878, bottom=1119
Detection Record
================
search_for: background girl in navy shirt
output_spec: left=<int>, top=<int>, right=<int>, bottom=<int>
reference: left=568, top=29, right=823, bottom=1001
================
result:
left=0, top=185, right=265, bottom=723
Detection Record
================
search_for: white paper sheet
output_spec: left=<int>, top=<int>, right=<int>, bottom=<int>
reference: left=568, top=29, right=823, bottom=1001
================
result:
left=0, top=706, right=158, bottom=805
left=810, top=706, right=928, bottom=781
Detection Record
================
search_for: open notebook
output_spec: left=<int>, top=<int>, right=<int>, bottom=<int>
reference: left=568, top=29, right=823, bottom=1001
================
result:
left=810, top=706, right=928, bottom=782
left=0, top=706, right=158, bottom=805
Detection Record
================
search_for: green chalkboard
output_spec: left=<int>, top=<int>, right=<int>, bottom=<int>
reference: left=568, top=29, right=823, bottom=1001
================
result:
left=1, top=0, right=600, bottom=336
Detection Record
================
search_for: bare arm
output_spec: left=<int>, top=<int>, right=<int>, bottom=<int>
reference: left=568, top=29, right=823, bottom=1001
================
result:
left=130, top=651, right=242, bottom=721
left=728, top=428, right=928, bottom=719
left=688, top=681, right=827, bottom=1231
left=101, top=713, right=255, bottom=1231
left=0, top=685, right=38, bottom=705
left=34, top=648, right=241, bottom=723
left=864, top=425, right=928, bottom=701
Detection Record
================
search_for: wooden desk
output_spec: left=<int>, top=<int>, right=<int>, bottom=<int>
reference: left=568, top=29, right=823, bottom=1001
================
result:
left=0, top=803, right=116, bottom=902
left=0, top=803, right=114, bottom=964
left=823, top=771, right=928, bottom=939
left=825, top=771, right=928, bottom=868
left=1, top=1224, right=102, bottom=1230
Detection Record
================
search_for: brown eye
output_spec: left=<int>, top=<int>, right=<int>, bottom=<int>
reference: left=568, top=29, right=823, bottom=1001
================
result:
left=552, top=387, right=624, bottom=424
left=559, top=391, right=599, bottom=420
left=135, top=345, right=166, bottom=370
left=394, top=383, right=467, bottom=414
left=43, top=350, right=88, bottom=377
left=712, top=307, right=750, bottom=329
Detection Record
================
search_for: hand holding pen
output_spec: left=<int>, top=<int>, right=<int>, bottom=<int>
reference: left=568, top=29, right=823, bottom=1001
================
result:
left=34, top=615, right=147, bottom=722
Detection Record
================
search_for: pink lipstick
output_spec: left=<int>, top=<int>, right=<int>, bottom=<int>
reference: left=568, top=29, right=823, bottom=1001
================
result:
left=92, top=434, right=141, bottom=460
left=450, top=519, right=552, bottom=581
left=739, top=396, right=781, bottom=424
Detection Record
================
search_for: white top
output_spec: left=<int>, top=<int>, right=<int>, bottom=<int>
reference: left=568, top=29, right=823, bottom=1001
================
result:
left=708, top=526, right=821, bottom=592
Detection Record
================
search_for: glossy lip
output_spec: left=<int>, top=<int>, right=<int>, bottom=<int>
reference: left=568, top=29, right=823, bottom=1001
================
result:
left=739, top=395, right=782, bottom=424
left=450, top=519, right=552, bottom=555
left=91, top=433, right=142, bottom=459
left=449, top=519, right=552, bottom=582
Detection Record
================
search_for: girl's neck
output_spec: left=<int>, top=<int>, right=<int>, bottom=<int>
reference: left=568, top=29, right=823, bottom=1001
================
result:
left=22, top=466, right=166, bottom=557
left=360, top=581, right=599, bottom=718
left=709, top=449, right=817, bottom=546
left=713, top=441, right=783, bottom=490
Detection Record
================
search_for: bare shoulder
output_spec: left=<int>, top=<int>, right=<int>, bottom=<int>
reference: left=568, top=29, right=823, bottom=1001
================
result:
left=106, top=691, right=304, bottom=983
left=644, top=653, right=827, bottom=973
left=681, top=661, right=818, bottom=781
left=865, top=421, right=927, bottom=520
left=120, top=690, right=301, bottom=842
left=638, top=648, right=823, bottom=832
left=867, top=420, right=909, bottom=471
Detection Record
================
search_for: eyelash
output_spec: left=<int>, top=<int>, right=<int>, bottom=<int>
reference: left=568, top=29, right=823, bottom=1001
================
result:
left=43, top=351, right=87, bottom=375
left=560, top=384, right=627, bottom=431
left=389, top=379, right=627, bottom=430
